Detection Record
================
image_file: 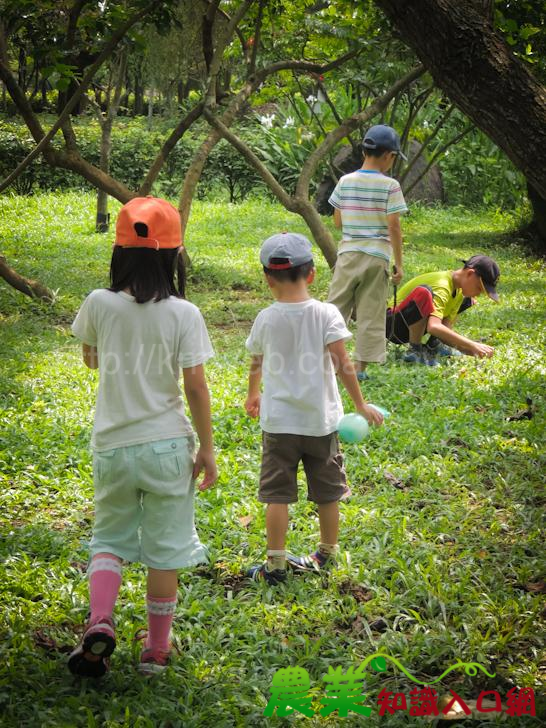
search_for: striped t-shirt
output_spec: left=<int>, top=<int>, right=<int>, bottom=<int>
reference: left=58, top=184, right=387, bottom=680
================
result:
left=328, top=169, right=408, bottom=262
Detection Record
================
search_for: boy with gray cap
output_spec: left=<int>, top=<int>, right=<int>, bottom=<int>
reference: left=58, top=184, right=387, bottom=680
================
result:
left=245, top=232, right=382, bottom=585
left=328, top=124, right=408, bottom=379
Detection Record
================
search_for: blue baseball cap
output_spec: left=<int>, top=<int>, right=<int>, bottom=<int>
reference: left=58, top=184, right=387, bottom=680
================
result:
left=363, top=124, right=407, bottom=160
left=260, top=232, right=314, bottom=270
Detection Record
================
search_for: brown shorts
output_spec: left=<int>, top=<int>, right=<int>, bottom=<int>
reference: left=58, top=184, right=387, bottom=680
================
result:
left=259, top=431, right=348, bottom=504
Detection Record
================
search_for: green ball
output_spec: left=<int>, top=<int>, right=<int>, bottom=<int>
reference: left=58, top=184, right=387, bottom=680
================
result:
left=369, top=404, right=390, bottom=418
left=337, top=413, right=369, bottom=443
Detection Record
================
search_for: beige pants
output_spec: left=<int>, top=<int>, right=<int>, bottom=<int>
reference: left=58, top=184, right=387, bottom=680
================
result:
left=328, top=251, right=389, bottom=363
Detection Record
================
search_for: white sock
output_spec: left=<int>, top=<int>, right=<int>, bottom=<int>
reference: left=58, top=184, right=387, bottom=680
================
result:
left=266, top=549, right=286, bottom=571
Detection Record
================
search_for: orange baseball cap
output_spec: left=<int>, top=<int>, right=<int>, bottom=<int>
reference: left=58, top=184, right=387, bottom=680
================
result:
left=114, top=197, right=182, bottom=250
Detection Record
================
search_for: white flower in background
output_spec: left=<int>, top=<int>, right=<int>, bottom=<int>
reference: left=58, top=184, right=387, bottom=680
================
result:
left=258, top=114, right=275, bottom=128
left=423, top=120, right=430, bottom=128
left=283, top=116, right=295, bottom=128
left=306, top=94, right=317, bottom=104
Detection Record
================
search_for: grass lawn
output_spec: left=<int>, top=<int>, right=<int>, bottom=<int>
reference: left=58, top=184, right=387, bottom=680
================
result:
left=0, top=192, right=544, bottom=726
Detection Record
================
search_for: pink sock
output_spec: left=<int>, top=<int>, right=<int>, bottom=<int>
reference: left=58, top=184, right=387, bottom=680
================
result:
left=88, top=554, right=122, bottom=622
left=146, top=596, right=177, bottom=652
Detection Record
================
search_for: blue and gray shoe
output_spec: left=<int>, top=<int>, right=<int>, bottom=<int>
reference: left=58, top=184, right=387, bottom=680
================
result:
left=426, top=339, right=462, bottom=357
left=286, top=550, right=333, bottom=574
left=403, top=344, right=439, bottom=367
left=247, top=563, right=287, bottom=585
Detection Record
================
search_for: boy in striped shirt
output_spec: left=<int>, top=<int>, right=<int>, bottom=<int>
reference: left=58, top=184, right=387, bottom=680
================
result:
left=328, top=124, right=407, bottom=379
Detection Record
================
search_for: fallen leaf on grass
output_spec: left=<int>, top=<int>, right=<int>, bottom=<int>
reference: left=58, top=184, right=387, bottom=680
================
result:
left=368, top=617, right=389, bottom=633
left=221, top=574, right=248, bottom=595
left=33, top=629, right=73, bottom=654
left=338, top=580, right=373, bottom=603
left=69, top=561, right=87, bottom=573
left=349, top=615, right=365, bottom=634
left=522, top=581, right=546, bottom=594
left=445, top=437, right=469, bottom=449
left=238, top=514, right=253, bottom=528
left=507, top=397, right=535, bottom=422
left=384, top=470, right=407, bottom=490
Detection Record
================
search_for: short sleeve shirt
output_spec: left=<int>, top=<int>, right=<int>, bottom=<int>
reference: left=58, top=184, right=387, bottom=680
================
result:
left=328, top=170, right=408, bottom=262
left=394, top=271, right=464, bottom=322
left=246, top=299, right=351, bottom=436
left=72, top=290, right=214, bottom=450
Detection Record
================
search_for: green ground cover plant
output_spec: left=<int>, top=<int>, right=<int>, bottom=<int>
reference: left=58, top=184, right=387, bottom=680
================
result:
left=0, top=192, right=544, bottom=726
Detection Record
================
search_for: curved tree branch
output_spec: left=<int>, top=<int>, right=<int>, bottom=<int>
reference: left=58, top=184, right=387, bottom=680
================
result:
left=138, top=101, right=204, bottom=195
left=203, top=108, right=338, bottom=266
left=0, top=2, right=155, bottom=194
left=296, top=65, right=425, bottom=199
left=403, top=123, right=473, bottom=196
left=248, top=0, right=265, bottom=75
left=203, top=108, right=294, bottom=207
left=204, top=0, right=254, bottom=108
left=399, top=102, right=455, bottom=185
left=0, top=252, right=54, bottom=302
left=201, top=0, right=248, bottom=58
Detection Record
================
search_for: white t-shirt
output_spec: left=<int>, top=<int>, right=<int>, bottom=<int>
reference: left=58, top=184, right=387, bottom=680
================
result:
left=72, top=289, right=214, bottom=451
left=246, top=299, right=351, bottom=436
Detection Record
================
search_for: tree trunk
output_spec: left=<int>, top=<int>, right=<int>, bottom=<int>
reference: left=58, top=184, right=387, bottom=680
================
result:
left=293, top=199, right=338, bottom=267
left=178, top=128, right=221, bottom=236
left=134, top=75, right=144, bottom=116
left=527, top=183, right=546, bottom=248
left=177, top=80, right=187, bottom=105
left=0, top=253, right=54, bottom=301
left=96, top=121, right=113, bottom=232
left=374, top=0, right=546, bottom=247
left=147, top=88, right=154, bottom=130
left=95, top=51, right=126, bottom=232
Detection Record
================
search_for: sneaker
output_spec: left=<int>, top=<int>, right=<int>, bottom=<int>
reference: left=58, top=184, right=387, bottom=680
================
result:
left=422, top=349, right=440, bottom=367
left=426, top=341, right=462, bottom=357
left=356, top=371, right=369, bottom=381
left=139, top=645, right=171, bottom=675
left=68, top=616, right=116, bottom=678
left=403, top=344, right=439, bottom=367
left=246, top=563, right=287, bottom=585
left=402, top=344, right=423, bottom=363
left=286, top=550, right=333, bottom=574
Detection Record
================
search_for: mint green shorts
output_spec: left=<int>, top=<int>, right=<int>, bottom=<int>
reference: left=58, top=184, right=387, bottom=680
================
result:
left=91, top=436, right=208, bottom=570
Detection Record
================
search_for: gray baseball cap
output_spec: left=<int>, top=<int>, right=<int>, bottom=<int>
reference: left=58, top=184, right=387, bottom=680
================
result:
left=260, top=232, right=314, bottom=270
left=363, top=124, right=407, bottom=160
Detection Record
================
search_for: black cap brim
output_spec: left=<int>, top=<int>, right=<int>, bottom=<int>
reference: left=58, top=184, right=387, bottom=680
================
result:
left=484, top=285, right=499, bottom=303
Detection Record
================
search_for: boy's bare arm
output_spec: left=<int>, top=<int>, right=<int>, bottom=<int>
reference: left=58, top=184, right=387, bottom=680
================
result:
left=327, top=340, right=383, bottom=426
left=183, top=364, right=218, bottom=490
left=387, top=213, right=403, bottom=284
left=427, top=317, right=494, bottom=357
left=82, top=343, right=98, bottom=369
left=333, top=208, right=342, bottom=229
left=245, top=355, right=263, bottom=418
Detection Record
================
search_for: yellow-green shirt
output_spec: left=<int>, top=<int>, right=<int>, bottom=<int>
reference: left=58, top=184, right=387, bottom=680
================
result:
left=392, top=271, right=464, bottom=322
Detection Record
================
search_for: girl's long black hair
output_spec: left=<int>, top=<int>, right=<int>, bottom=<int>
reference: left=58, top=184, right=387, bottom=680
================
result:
left=109, top=246, right=186, bottom=303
